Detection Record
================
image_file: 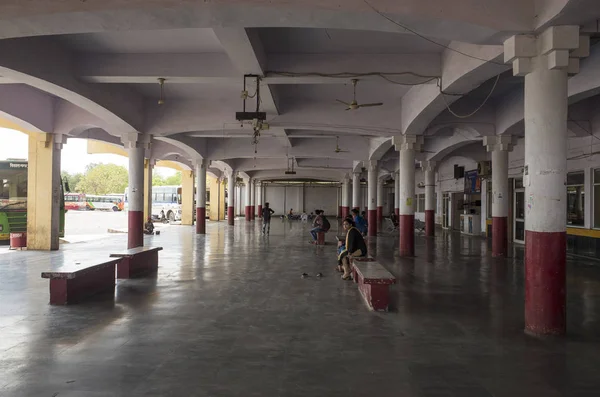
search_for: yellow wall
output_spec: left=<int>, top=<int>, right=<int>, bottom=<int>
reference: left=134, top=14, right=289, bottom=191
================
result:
left=27, top=133, right=59, bottom=250
left=143, top=160, right=151, bottom=221
left=181, top=170, right=194, bottom=225
left=209, top=178, right=225, bottom=221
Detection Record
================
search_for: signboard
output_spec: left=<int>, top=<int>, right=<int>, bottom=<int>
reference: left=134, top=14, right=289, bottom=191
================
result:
left=0, top=161, right=27, bottom=170
left=464, top=170, right=481, bottom=194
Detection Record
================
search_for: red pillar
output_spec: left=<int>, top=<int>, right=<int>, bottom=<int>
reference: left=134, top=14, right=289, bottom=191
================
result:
left=251, top=206, right=256, bottom=220
left=257, top=205, right=263, bottom=218
left=525, top=231, right=566, bottom=335
left=368, top=209, right=377, bottom=237
left=491, top=217, right=507, bottom=257
left=196, top=208, right=206, bottom=234
left=425, top=210, right=434, bottom=237
left=245, top=206, right=251, bottom=221
left=395, top=208, right=399, bottom=217
left=399, top=215, right=414, bottom=256
left=341, top=206, right=349, bottom=219
left=128, top=211, right=143, bottom=249
left=377, top=207, right=383, bottom=223
left=338, top=206, right=342, bottom=218
left=228, top=207, right=234, bottom=226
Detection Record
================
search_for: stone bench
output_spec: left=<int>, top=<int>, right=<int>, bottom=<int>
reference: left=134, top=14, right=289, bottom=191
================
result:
left=350, top=255, right=375, bottom=283
left=352, top=261, right=396, bottom=312
left=41, top=259, right=120, bottom=305
left=110, top=246, right=163, bottom=279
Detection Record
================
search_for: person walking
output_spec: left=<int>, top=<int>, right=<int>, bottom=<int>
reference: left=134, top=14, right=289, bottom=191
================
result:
left=262, top=202, right=275, bottom=234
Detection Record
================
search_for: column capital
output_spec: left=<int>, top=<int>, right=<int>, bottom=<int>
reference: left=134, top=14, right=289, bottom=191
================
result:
left=483, top=135, right=518, bottom=152
left=420, top=160, right=436, bottom=172
left=146, top=158, right=157, bottom=168
left=504, top=26, right=588, bottom=76
left=121, top=132, right=152, bottom=150
left=392, top=134, right=424, bottom=152
left=192, top=158, right=205, bottom=168
left=53, top=133, right=67, bottom=150
left=363, top=160, right=378, bottom=172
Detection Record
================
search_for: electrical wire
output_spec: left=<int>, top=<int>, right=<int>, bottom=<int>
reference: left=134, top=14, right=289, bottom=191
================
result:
left=265, top=70, right=439, bottom=86
left=440, top=74, right=500, bottom=119
left=362, top=0, right=505, bottom=66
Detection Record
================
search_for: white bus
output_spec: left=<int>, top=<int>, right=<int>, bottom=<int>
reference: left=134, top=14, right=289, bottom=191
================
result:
left=124, top=184, right=210, bottom=222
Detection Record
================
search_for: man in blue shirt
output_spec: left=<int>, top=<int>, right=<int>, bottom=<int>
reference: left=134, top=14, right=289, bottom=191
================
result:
left=351, top=209, right=368, bottom=236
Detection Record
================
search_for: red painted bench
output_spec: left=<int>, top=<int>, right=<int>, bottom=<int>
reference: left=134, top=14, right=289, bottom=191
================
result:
left=350, top=256, right=375, bottom=283
left=352, top=261, right=396, bottom=312
left=41, top=259, right=120, bottom=305
left=110, top=246, right=163, bottom=279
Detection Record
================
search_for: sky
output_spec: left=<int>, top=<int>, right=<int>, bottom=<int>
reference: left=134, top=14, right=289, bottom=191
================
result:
left=0, top=128, right=176, bottom=176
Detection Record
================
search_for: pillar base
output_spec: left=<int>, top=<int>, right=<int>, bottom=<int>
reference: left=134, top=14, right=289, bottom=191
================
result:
left=368, top=209, right=377, bottom=237
left=245, top=206, right=252, bottom=221
left=377, top=206, right=383, bottom=223
left=525, top=230, right=566, bottom=336
left=128, top=210, right=143, bottom=249
left=227, top=207, right=234, bottom=226
left=196, top=208, right=206, bottom=234
left=341, top=206, right=350, bottom=219
left=251, top=206, right=256, bottom=220
left=399, top=214, right=414, bottom=257
left=491, top=217, right=508, bottom=257
left=257, top=205, right=263, bottom=218
left=394, top=208, right=399, bottom=217
left=425, top=210, right=434, bottom=237
left=338, top=206, right=342, bottom=218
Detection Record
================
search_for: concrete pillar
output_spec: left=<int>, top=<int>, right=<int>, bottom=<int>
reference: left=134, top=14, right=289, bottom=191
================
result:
left=422, top=161, right=436, bottom=237
left=227, top=172, right=235, bottom=225
left=123, top=133, right=148, bottom=249
left=483, top=136, right=516, bottom=256
left=27, top=133, right=63, bottom=250
left=366, top=161, right=378, bottom=237
left=143, top=159, right=155, bottom=223
left=195, top=160, right=207, bottom=234
left=181, top=170, right=194, bottom=226
left=341, top=175, right=350, bottom=219
left=394, top=135, right=423, bottom=256
left=394, top=170, right=400, bottom=217
left=352, top=172, right=361, bottom=210
left=245, top=178, right=252, bottom=221
left=209, top=177, right=225, bottom=221
left=504, top=26, right=587, bottom=335
left=250, top=180, right=256, bottom=220
left=377, top=178, right=384, bottom=223
left=257, top=181, right=263, bottom=218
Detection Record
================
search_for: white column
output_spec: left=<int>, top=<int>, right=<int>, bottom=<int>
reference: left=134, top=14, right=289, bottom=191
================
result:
left=122, top=132, right=149, bottom=248
left=377, top=179, right=384, bottom=209
left=394, top=170, right=400, bottom=214
left=422, top=160, right=436, bottom=236
left=250, top=179, right=256, bottom=219
left=227, top=171, right=235, bottom=225
left=195, top=159, right=207, bottom=233
left=352, top=172, right=361, bottom=209
left=366, top=161, right=378, bottom=236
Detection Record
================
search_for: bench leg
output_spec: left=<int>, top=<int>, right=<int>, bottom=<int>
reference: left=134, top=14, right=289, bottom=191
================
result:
left=49, top=264, right=116, bottom=305
left=358, top=283, right=390, bottom=312
left=117, top=251, right=159, bottom=279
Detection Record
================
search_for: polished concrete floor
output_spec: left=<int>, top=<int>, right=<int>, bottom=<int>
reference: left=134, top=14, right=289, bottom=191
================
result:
left=1, top=219, right=600, bottom=396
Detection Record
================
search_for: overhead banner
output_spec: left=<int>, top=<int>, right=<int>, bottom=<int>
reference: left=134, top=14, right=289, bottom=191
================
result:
left=464, top=170, right=481, bottom=194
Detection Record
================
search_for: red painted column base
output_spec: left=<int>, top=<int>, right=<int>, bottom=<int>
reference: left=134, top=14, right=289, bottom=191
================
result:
left=425, top=210, right=435, bottom=237
left=128, top=210, right=143, bottom=249
left=377, top=206, right=383, bottom=223
left=48, top=263, right=116, bottom=305
left=227, top=206, right=234, bottom=225
left=196, top=208, right=206, bottom=234
left=341, top=206, right=350, bottom=219
left=399, top=214, right=415, bottom=256
left=251, top=206, right=256, bottom=220
left=492, top=216, right=508, bottom=257
left=368, top=209, right=377, bottom=237
left=245, top=206, right=252, bottom=221
left=395, top=208, right=399, bottom=217
left=257, top=205, right=263, bottom=218
left=525, top=230, right=566, bottom=336
left=338, top=206, right=342, bottom=218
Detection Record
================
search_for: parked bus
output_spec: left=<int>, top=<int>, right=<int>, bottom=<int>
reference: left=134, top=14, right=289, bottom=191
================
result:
left=124, top=184, right=210, bottom=222
left=0, top=160, right=65, bottom=242
left=64, top=193, right=125, bottom=211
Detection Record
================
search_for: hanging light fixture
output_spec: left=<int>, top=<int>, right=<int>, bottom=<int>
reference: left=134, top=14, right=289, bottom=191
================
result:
left=157, top=78, right=166, bottom=105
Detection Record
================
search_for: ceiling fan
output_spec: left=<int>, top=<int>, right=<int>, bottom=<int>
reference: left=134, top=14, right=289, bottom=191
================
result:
left=336, top=79, right=383, bottom=110
left=334, top=136, right=349, bottom=153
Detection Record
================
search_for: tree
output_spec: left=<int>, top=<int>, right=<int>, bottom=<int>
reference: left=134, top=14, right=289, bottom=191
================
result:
left=152, top=172, right=166, bottom=186
left=61, top=171, right=83, bottom=193
left=75, top=163, right=129, bottom=195
left=164, top=172, right=182, bottom=186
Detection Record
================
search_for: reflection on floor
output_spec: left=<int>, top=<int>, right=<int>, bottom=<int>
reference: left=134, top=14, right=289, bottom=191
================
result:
left=1, top=218, right=600, bottom=396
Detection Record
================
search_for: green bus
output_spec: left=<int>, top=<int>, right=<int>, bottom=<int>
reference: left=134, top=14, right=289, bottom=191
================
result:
left=0, top=160, right=65, bottom=243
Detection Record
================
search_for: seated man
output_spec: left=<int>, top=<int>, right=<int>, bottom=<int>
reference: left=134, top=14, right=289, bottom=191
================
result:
left=351, top=209, right=368, bottom=236
left=309, top=210, right=330, bottom=243
left=144, top=217, right=155, bottom=235
left=337, top=217, right=367, bottom=280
